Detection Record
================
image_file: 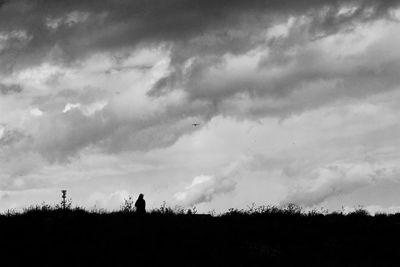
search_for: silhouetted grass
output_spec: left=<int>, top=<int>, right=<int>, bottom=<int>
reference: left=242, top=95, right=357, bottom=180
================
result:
left=0, top=201, right=399, bottom=266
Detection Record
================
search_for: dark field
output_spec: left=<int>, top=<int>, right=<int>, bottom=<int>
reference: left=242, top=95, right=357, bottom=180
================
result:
left=1, top=204, right=400, bottom=266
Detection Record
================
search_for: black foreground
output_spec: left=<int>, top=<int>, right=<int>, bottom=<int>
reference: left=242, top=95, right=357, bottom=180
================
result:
left=1, top=207, right=399, bottom=266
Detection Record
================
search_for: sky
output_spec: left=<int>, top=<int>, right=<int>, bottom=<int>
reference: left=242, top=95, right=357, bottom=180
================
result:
left=1, top=0, right=400, bottom=213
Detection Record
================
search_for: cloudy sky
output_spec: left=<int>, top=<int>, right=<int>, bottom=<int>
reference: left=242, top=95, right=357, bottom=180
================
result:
left=1, top=0, right=400, bottom=213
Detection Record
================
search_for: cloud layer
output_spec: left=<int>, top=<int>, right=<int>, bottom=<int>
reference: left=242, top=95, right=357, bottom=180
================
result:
left=1, top=0, right=397, bottom=71
left=0, top=0, right=399, bottom=161
left=0, top=0, right=400, bottom=210
left=282, top=161, right=400, bottom=207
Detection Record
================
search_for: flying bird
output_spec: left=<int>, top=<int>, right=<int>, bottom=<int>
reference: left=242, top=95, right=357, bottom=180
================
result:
left=192, top=123, right=200, bottom=127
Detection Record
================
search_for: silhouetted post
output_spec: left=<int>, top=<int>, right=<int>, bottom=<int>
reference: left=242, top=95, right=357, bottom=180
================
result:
left=61, top=190, right=67, bottom=210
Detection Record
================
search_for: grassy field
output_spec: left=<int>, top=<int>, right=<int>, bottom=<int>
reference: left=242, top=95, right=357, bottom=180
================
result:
left=0, top=203, right=399, bottom=266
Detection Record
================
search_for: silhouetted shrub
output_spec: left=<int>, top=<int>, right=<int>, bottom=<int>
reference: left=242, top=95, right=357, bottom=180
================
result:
left=374, top=212, right=388, bottom=218
left=348, top=206, right=369, bottom=217
left=120, top=196, right=135, bottom=213
left=283, top=203, right=302, bottom=215
left=55, top=197, right=72, bottom=210
left=151, top=201, right=176, bottom=215
left=2, top=199, right=400, bottom=266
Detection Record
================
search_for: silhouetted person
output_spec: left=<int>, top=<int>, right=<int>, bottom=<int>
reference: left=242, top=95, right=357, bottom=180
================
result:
left=135, top=193, right=146, bottom=215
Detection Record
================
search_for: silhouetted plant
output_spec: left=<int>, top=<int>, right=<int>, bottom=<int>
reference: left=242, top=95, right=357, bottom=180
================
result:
left=247, top=202, right=257, bottom=213
left=226, top=208, right=243, bottom=216
left=55, top=198, right=72, bottom=210
left=157, top=201, right=174, bottom=214
left=319, top=207, right=330, bottom=215
left=375, top=212, right=388, bottom=218
left=284, top=203, right=302, bottom=215
left=208, top=209, right=216, bottom=216
left=23, top=202, right=56, bottom=214
left=4, top=208, right=17, bottom=217
left=91, top=205, right=108, bottom=214
left=172, top=205, right=192, bottom=214
left=265, top=205, right=281, bottom=214
left=120, top=196, right=135, bottom=213
left=192, top=206, right=197, bottom=215
left=349, top=206, right=369, bottom=216
left=307, top=208, right=321, bottom=216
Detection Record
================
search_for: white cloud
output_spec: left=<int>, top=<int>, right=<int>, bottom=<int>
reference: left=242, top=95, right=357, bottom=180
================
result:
left=62, top=101, right=107, bottom=116
left=173, top=157, right=252, bottom=207
left=174, top=175, right=236, bottom=207
left=30, top=108, right=43, bottom=117
left=281, top=161, right=396, bottom=207
left=62, top=103, right=81, bottom=113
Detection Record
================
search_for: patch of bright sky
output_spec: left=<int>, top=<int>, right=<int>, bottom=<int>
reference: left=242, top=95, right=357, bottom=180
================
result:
left=265, top=16, right=296, bottom=39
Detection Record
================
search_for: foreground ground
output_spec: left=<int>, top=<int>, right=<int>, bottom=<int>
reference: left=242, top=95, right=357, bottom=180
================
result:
left=0, top=205, right=399, bottom=266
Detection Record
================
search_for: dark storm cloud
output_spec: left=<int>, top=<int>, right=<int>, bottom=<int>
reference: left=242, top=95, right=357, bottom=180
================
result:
left=2, top=0, right=400, bottom=163
left=0, top=0, right=398, bottom=72
left=140, top=0, right=400, bottom=121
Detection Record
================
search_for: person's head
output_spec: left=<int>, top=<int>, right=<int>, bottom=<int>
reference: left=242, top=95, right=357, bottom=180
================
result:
left=139, top=193, right=144, bottom=199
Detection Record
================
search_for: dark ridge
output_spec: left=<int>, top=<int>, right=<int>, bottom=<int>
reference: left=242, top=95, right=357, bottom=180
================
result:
left=0, top=202, right=399, bottom=266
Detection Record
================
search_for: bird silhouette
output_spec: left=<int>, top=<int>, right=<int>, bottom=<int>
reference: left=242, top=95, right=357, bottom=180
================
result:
left=192, top=123, right=200, bottom=127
